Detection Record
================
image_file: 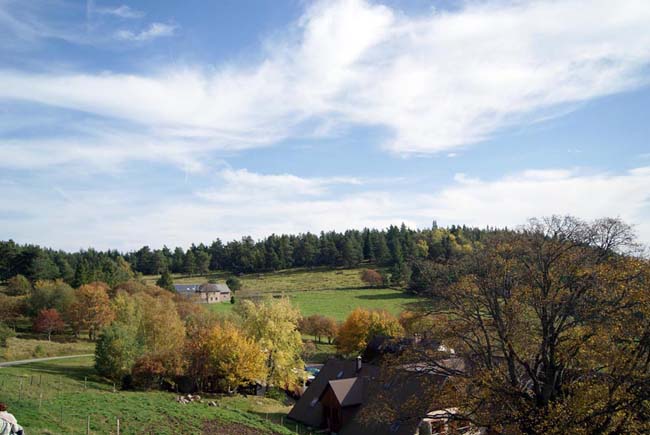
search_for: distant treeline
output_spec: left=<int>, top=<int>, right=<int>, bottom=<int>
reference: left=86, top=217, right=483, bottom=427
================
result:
left=0, top=223, right=507, bottom=286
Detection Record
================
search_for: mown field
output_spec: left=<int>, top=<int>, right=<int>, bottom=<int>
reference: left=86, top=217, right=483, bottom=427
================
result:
left=148, top=267, right=420, bottom=321
left=0, top=357, right=307, bottom=435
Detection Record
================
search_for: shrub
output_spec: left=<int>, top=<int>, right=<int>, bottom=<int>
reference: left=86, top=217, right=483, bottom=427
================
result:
left=360, top=269, right=383, bottom=287
left=0, top=323, right=15, bottom=347
left=226, top=277, right=242, bottom=291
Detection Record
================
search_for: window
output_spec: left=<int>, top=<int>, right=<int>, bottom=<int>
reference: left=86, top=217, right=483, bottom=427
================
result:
left=336, top=371, right=344, bottom=378
left=310, top=398, right=319, bottom=408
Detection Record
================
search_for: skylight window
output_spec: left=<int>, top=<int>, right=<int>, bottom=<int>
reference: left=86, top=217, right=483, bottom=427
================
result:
left=310, top=398, right=318, bottom=407
left=336, top=371, right=344, bottom=378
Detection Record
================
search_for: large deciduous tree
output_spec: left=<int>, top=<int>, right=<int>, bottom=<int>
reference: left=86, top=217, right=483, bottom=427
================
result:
left=68, top=282, right=114, bottom=340
left=237, top=298, right=304, bottom=390
left=398, top=216, right=650, bottom=435
left=206, top=322, right=267, bottom=393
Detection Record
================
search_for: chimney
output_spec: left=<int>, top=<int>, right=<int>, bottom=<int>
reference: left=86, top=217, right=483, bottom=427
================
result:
left=356, top=355, right=362, bottom=372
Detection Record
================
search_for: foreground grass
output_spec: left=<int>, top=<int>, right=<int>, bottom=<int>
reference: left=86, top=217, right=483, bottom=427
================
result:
left=0, top=357, right=303, bottom=435
left=0, top=337, right=95, bottom=362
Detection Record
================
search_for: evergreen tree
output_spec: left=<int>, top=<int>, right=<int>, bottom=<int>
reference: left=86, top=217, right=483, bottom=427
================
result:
left=183, top=250, right=197, bottom=276
left=72, top=259, right=90, bottom=287
left=156, top=270, right=175, bottom=291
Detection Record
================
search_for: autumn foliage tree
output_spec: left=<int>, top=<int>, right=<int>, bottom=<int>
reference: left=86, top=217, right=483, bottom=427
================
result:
left=389, top=216, right=650, bottom=435
left=206, top=322, right=267, bottom=392
left=237, top=298, right=304, bottom=391
left=336, top=308, right=403, bottom=355
left=33, top=308, right=65, bottom=341
left=68, top=282, right=114, bottom=340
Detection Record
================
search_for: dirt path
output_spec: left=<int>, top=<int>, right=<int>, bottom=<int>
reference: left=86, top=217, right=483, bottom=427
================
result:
left=0, top=354, right=94, bottom=367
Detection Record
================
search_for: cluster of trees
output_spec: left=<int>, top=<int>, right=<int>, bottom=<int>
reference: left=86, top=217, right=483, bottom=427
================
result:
left=299, top=314, right=339, bottom=344
left=0, top=241, right=135, bottom=287
left=123, top=224, right=485, bottom=277
left=0, top=279, right=115, bottom=341
left=370, top=217, right=650, bottom=435
left=94, top=287, right=306, bottom=394
left=1, top=223, right=490, bottom=287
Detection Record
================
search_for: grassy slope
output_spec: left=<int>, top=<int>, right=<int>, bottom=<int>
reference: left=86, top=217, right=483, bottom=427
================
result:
left=0, top=337, right=95, bottom=362
left=0, top=357, right=301, bottom=435
left=154, top=267, right=419, bottom=321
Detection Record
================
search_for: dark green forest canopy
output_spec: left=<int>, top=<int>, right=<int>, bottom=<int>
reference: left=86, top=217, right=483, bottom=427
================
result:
left=0, top=223, right=502, bottom=286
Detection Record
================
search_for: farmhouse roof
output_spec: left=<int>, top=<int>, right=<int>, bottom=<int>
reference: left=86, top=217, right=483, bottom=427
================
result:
left=174, top=284, right=200, bottom=293
left=338, top=369, right=448, bottom=435
left=323, top=378, right=365, bottom=407
left=287, top=358, right=379, bottom=427
left=199, top=283, right=231, bottom=294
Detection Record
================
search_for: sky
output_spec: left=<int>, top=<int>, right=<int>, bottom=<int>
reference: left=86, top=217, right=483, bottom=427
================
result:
left=0, top=0, right=649, bottom=252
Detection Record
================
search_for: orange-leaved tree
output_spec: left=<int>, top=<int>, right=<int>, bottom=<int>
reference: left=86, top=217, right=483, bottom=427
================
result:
left=33, top=308, right=65, bottom=341
left=68, top=282, right=114, bottom=340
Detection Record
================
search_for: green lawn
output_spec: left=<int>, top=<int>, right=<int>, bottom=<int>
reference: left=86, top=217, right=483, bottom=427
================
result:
left=0, top=357, right=305, bottom=435
left=150, top=267, right=421, bottom=321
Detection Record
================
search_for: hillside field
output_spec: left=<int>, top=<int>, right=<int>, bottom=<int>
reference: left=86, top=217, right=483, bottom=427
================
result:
left=146, top=267, right=420, bottom=320
left=0, top=356, right=306, bottom=435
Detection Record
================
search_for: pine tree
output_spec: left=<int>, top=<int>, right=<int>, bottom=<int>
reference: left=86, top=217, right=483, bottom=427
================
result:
left=156, top=270, right=175, bottom=291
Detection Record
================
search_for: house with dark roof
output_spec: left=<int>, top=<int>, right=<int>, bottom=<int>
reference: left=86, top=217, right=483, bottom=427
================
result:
left=288, top=347, right=482, bottom=435
left=287, top=357, right=379, bottom=428
left=174, top=282, right=231, bottom=304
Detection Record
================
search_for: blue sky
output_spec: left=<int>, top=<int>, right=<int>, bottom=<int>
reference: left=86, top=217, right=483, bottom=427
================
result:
left=0, top=0, right=649, bottom=251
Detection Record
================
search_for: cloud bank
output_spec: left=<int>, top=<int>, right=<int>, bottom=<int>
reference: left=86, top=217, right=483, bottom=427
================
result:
left=1, top=0, right=649, bottom=168
left=2, top=166, right=649, bottom=251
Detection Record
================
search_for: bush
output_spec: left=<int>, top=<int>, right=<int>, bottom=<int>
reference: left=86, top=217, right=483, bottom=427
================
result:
left=0, top=323, right=15, bottom=347
left=360, top=269, right=383, bottom=287
left=226, top=277, right=242, bottom=291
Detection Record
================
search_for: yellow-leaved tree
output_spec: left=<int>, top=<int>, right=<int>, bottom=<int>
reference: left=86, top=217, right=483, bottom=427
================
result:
left=207, top=322, right=267, bottom=393
left=236, top=298, right=304, bottom=391
left=336, top=308, right=403, bottom=355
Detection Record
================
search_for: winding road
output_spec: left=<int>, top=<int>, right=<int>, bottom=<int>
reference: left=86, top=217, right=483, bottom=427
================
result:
left=0, top=354, right=94, bottom=367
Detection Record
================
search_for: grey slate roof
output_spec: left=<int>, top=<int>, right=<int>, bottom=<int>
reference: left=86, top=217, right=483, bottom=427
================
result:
left=174, top=283, right=231, bottom=294
left=174, top=284, right=200, bottom=293
left=199, top=283, right=231, bottom=294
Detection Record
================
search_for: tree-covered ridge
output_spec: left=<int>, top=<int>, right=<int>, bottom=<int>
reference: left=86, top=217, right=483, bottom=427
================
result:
left=0, top=223, right=502, bottom=286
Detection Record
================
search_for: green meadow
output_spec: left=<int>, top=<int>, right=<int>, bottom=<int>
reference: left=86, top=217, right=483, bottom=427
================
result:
left=0, top=356, right=303, bottom=435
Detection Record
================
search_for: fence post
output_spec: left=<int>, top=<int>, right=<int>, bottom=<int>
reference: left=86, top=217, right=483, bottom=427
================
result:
left=116, top=418, right=120, bottom=435
left=84, top=377, right=87, bottom=390
left=86, top=415, right=91, bottom=435
left=39, top=392, right=43, bottom=410
left=18, top=379, right=23, bottom=401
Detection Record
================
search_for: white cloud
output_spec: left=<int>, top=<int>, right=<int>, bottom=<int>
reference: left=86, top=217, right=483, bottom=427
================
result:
left=96, top=5, right=144, bottom=19
left=115, top=22, right=176, bottom=41
left=2, top=167, right=649, bottom=251
left=1, top=0, right=650, bottom=166
left=197, top=169, right=362, bottom=201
